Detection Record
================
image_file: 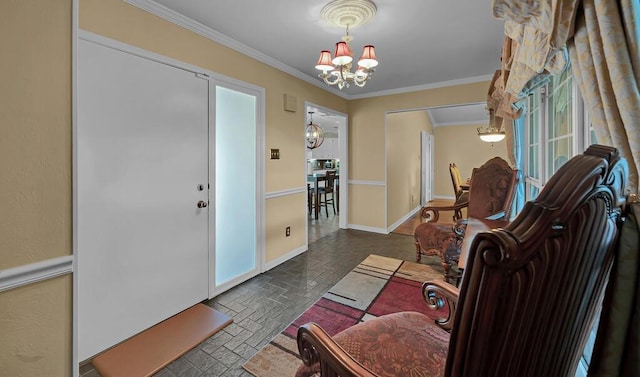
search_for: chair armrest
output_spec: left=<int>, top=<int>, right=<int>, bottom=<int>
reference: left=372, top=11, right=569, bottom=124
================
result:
left=460, top=184, right=470, bottom=191
left=297, top=323, right=378, bottom=377
left=422, top=280, right=459, bottom=332
left=421, top=200, right=470, bottom=222
left=485, top=210, right=506, bottom=221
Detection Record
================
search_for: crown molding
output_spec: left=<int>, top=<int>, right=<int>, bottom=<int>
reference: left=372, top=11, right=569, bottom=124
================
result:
left=124, top=1, right=492, bottom=101
left=347, top=74, right=494, bottom=99
left=124, top=0, right=349, bottom=99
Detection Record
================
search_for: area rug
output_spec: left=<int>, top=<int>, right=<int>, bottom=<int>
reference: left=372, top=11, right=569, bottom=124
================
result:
left=242, top=254, right=448, bottom=377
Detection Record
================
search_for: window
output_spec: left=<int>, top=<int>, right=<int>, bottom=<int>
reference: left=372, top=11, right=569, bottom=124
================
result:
left=524, top=65, right=593, bottom=201
left=523, top=64, right=599, bottom=376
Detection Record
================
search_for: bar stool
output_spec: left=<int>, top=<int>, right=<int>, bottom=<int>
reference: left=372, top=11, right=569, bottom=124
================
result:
left=318, top=171, right=336, bottom=216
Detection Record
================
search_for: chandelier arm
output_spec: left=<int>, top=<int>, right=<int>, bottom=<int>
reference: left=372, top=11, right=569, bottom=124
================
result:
left=321, top=74, right=341, bottom=86
left=338, top=66, right=347, bottom=82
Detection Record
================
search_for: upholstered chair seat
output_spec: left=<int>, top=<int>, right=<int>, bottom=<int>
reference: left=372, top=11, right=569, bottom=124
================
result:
left=296, top=312, right=449, bottom=377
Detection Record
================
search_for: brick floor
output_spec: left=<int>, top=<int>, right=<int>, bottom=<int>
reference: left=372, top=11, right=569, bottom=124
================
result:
left=81, top=226, right=420, bottom=377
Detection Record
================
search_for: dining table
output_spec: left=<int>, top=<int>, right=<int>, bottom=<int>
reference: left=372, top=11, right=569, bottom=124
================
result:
left=307, top=171, right=339, bottom=219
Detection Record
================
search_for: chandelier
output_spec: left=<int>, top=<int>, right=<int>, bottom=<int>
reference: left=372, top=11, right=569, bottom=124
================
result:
left=477, top=126, right=506, bottom=143
left=477, top=109, right=505, bottom=143
left=305, top=112, right=325, bottom=150
left=314, top=0, right=379, bottom=90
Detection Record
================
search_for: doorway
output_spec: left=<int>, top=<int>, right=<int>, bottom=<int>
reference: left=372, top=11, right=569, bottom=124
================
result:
left=304, top=102, right=348, bottom=242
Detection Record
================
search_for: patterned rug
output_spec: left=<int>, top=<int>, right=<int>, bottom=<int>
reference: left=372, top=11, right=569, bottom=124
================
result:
left=242, top=254, right=447, bottom=377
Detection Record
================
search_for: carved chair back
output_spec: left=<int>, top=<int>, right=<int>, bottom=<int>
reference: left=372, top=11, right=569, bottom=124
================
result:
left=466, top=156, right=517, bottom=219
left=449, top=163, right=465, bottom=198
left=447, top=145, right=628, bottom=376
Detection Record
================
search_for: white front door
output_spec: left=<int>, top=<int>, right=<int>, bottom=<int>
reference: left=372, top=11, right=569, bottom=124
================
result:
left=78, top=38, right=209, bottom=361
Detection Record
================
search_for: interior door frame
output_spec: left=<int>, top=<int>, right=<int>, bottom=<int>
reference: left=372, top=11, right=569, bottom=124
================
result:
left=421, top=131, right=434, bottom=205
left=304, top=102, right=349, bottom=230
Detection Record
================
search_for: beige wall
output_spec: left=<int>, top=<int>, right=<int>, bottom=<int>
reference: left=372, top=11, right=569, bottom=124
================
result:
left=348, top=83, right=502, bottom=230
left=433, top=124, right=510, bottom=198
left=0, top=0, right=73, bottom=375
left=386, top=111, right=431, bottom=227
left=0, top=276, right=73, bottom=376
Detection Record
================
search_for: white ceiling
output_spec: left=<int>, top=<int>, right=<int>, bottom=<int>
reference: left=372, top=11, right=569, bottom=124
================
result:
left=134, top=0, right=502, bottom=124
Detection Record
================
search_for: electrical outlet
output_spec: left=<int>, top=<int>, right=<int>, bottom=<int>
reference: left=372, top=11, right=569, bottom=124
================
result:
left=285, top=226, right=291, bottom=237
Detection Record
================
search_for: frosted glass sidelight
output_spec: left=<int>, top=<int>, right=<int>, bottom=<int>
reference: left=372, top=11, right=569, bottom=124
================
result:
left=215, top=86, right=257, bottom=285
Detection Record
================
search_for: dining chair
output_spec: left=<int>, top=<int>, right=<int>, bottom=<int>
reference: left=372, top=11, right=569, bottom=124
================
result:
left=318, top=170, right=337, bottom=216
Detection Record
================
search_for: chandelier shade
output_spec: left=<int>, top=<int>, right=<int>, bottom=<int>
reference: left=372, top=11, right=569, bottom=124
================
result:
left=358, top=45, right=378, bottom=69
left=315, top=51, right=335, bottom=71
left=332, top=42, right=353, bottom=65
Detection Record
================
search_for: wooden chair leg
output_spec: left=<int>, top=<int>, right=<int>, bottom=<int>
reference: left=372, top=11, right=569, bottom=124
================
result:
left=331, top=192, right=336, bottom=214
left=415, top=240, right=422, bottom=262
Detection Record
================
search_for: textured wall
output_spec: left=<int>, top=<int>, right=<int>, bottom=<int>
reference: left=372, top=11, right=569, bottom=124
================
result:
left=0, top=0, right=72, bottom=270
left=0, top=0, right=73, bottom=375
left=386, top=111, right=431, bottom=226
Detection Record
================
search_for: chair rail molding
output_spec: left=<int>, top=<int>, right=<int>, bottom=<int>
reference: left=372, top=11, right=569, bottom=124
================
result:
left=0, top=255, right=74, bottom=293
left=266, top=187, right=306, bottom=199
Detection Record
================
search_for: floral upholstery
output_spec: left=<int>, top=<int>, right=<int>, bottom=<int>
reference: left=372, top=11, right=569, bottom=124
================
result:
left=295, top=312, right=449, bottom=377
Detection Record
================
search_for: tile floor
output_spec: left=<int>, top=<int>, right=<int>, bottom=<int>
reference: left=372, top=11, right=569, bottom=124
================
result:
left=81, top=214, right=425, bottom=377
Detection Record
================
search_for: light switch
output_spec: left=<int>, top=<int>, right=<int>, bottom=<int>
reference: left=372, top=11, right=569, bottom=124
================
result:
left=270, top=149, right=280, bottom=159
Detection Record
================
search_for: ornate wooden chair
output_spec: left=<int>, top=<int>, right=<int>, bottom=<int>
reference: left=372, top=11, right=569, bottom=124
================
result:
left=296, top=145, right=629, bottom=377
left=448, top=163, right=469, bottom=220
left=449, top=163, right=469, bottom=207
left=415, top=157, right=518, bottom=282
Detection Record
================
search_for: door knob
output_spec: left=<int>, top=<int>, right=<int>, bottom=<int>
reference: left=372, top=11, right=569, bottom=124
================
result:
left=197, top=200, right=208, bottom=208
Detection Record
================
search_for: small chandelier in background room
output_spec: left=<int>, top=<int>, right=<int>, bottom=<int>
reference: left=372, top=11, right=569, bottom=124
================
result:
left=477, top=109, right=506, bottom=143
left=315, top=0, right=379, bottom=90
left=305, top=112, right=325, bottom=150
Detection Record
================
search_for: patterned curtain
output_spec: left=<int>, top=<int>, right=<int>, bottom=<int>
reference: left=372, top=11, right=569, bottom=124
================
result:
left=491, top=1, right=640, bottom=375
left=568, top=0, right=640, bottom=193
left=568, top=4, right=640, bottom=371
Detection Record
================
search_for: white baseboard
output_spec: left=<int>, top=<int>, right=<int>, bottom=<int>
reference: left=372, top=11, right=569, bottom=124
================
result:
left=347, top=223, right=389, bottom=234
left=263, top=245, right=308, bottom=271
left=388, top=206, right=422, bottom=233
